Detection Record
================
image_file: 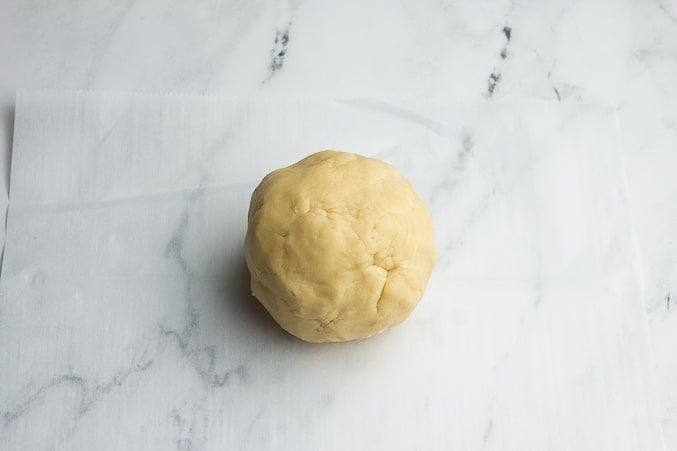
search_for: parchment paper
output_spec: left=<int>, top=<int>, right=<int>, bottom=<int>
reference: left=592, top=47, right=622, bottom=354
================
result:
left=0, top=91, right=662, bottom=450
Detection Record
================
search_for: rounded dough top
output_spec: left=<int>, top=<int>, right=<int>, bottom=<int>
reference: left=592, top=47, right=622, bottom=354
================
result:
left=245, top=150, right=436, bottom=342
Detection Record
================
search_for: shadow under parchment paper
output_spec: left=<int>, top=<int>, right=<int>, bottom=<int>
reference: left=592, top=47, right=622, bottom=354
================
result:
left=2, top=103, right=14, bottom=194
left=0, top=103, right=15, bottom=273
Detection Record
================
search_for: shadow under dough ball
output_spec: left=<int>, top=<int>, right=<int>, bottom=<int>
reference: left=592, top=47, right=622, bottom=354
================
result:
left=244, top=150, right=436, bottom=343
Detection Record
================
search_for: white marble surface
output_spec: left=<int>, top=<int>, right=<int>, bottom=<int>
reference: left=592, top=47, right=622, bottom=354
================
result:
left=0, top=0, right=675, bottom=449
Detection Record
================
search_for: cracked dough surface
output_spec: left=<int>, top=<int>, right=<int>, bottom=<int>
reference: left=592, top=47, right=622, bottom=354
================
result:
left=244, top=150, right=436, bottom=342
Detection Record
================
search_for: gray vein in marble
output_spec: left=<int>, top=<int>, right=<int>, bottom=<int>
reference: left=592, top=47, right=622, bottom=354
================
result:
left=487, top=25, right=512, bottom=97
left=547, top=67, right=582, bottom=102
left=146, top=124, right=254, bottom=447
left=480, top=395, right=499, bottom=449
left=170, top=410, right=195, bottom=451
left=659, top=0, right=677, bottom=23
left=165, top=207, right=194, bottom=278
left=268, top=26, right=291, bottom=77
left=439, top=184, right=501, bottom=268
left=156, top=122, right=251, bottom=389
left=159, top=189, right=249, bottom=389
left=503, top=25, right=512, bottom=42
left=487, top=72, right=502, bottom=97
left=553, top=86, right=562, bottom=101
left=170, top=391, right=211, bottom=451
left=170, top=404, right=211, bottom=451
left=667, top=291, right=671, bottom=311
left=160, top=326, right=249, bottom=389
left=0, top=103, right=13, bottom=274
left=264, top=0, right=294, bottom=82
left=500, top=25, right=512, bottom=59
left=481, top=418, right=494, bottom=448
left=2, top=357, right=153, bottom=428
left=429, top=130, right=474, bottom=204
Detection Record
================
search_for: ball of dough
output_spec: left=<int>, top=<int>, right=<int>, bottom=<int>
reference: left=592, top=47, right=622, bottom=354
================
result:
left=244, top=150, right=436, bottom=342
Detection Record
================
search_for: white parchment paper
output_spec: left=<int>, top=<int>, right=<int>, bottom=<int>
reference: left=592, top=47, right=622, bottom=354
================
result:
left=0, top=91, right=662, bottom=450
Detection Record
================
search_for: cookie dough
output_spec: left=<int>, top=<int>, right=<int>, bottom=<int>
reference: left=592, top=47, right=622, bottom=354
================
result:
left=244, top=150, right=436, bottom=342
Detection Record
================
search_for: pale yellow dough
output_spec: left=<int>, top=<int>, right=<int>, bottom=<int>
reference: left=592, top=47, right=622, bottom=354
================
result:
left=244, top=150, right=436, bottom=342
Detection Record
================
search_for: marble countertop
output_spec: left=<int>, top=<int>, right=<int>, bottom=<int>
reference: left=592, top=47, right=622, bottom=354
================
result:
left=1, top=1, right=676, bottom=450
